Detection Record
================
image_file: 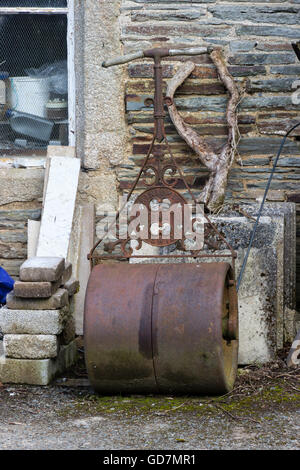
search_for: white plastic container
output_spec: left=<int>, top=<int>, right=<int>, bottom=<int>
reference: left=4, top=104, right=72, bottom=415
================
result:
left=8, top=77, right=50, bottom=118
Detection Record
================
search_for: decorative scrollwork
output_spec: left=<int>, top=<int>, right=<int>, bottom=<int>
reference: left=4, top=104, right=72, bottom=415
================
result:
left=161, top=165, right=178, bottom=188
left=142, top=165, right=159, bottom=187
left=104, top=238, right=122, bottom=254
left=120, top=238, right=143, bottom=257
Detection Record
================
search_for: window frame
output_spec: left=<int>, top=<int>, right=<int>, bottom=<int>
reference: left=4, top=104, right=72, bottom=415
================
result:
left=0, top=0, right=76, bottom=150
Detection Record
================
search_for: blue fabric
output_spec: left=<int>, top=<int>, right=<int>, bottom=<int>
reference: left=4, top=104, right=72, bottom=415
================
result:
left=0, top=266, right=14, bottom=304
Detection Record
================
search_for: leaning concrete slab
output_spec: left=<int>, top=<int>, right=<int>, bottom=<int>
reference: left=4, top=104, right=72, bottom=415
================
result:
left=68, top=203, right=94, bottom=335
left=0, top=340, right=77, bottom=385
left=37, top=157, right=80, bottom=259
left=209, top=211, right=285, bottom=364
left=43, top=146, right=76, bottom=207
left=235, top=245, right=279, bottom=364
left=217, top=203, right=296, bottom=350
left=27, top=220, right=40, bottom=259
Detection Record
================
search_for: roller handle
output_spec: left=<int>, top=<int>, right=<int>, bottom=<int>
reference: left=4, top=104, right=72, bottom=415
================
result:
left=102, top=46, right=212, bottom=68
left=169, top=46, right=212, bottom=56
left=102, top=50, right=145, bottom=68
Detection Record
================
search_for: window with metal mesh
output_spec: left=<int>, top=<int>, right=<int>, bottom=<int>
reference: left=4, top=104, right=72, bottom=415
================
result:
left=0, top=1, right=67, bottom=7
left=0, top=12, right=68, bottom=155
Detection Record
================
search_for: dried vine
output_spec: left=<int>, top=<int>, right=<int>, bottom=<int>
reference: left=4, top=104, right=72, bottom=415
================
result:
left=166, top=49, right=241, bottom=211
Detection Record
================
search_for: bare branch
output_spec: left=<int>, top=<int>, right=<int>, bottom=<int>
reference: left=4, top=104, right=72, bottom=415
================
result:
left=166, top=61, right=218, bottom=170
left=166, top=50, right=241, bottom=211
left=208, top=49, right=241, bottom=209
left=210, top=48, right=240, bottom=159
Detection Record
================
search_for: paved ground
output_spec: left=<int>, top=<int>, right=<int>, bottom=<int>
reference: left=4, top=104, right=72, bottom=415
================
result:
left=0, top=376, right=299, bottom=450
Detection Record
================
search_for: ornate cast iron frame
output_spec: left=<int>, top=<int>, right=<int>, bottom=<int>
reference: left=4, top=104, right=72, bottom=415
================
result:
left=88, top=48, right=237, bottom=274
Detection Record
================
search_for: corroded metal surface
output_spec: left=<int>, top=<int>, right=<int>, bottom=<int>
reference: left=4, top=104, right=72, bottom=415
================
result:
left=84, top=262, right=238, bottom=394
left=84, top=263, right=158, bottom=394
left=152, top=263, right=238, bottom=394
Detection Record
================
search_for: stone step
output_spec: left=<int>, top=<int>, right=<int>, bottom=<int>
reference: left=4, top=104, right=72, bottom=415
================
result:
left=13, top=279, right=62, bottom=299
left=0, top=341, right=77, bottom=385
left=6, top=288, right=68, bottom=311
left=20, top=257, right=65, bottom=282
left=0, top=307, right=68, bottom=335
left=4, top=334, right=58, bottom=360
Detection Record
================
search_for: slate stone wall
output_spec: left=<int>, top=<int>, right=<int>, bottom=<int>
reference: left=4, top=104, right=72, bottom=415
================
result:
left=0, top=208, right=41, bottom=278
left=118, top=0, right=300, bottom=204
left=1, top=1, right=300, bottom=303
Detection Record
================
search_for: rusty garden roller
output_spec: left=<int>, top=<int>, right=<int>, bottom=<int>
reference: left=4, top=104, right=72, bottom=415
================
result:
left=85, top=262, right=238, bottom=394
left=84, top=47, right=239, bottom=395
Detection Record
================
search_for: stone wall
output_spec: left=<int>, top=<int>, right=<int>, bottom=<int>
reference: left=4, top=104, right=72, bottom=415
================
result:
left=0, top=170, right=43, bottom=279
left=1, top=1, right=300, bottom=296
left=118, top=0, right=300, bottom=205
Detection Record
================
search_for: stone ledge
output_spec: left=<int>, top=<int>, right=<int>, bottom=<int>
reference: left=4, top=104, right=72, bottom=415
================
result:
left=0, top=340, right=77, bottom=385
left=0, top=168, right=44, bottom=206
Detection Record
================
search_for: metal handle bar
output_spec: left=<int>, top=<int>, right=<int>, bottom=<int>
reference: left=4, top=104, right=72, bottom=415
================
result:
left=169, top=46, right=211, bottom=56
left=102, top=46, right=211, bottom=68
left=102, top=50, right=144, bottom=68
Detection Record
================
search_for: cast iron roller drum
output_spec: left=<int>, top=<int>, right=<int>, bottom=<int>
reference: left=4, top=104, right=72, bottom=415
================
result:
left=84, top=262, right=238, bottom=395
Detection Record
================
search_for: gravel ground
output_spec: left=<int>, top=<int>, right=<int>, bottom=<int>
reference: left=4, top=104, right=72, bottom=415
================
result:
left=0, top=379, right=299, bottom=450
left=0, top=347, right=299, bottom=450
